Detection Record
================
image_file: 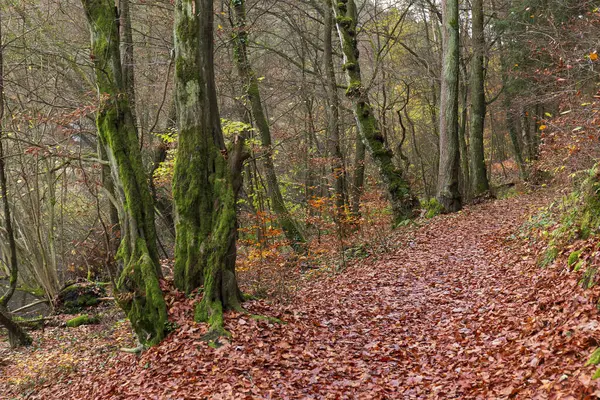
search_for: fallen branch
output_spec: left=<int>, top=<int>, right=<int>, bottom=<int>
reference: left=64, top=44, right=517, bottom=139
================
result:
left=11, top=299, right=48, bottom=314
left=120, top=344, right=144, bottom=354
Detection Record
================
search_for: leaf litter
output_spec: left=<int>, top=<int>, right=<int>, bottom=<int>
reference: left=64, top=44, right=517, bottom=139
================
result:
left=3, top=191, right=600, bottom=398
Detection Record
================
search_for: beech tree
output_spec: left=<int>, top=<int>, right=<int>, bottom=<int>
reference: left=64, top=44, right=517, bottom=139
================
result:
left=323, top=0, right=348, bottom=217
left=468, top=0, right=489, bottom=196
left=333, top=0, right=417, bottom=224
left=81, top=0, right=167, bottom=346
left=437, top=0, right=462, bottom=212
left=173, top=0, right=244, bottom=338
left=230, top=0, right=305, bottom=250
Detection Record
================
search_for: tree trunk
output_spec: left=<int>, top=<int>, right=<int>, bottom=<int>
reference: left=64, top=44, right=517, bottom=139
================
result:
left=81, top=0, right=167, bottom=346
left=333, top=0, right=417, bottom=224
left=230, top=0, right=305, bottom=250
left=173, top=0, right=244, bottom=339
left=497, top=37, right=527, bottom=179
left=521, top=107, right=532, bottom=161
left=324, top=1, right=348, bottom=216
left=0, top=12, right=32, bottom=347
left=98, top=139, right=121, bottom=269
left=468, top=0, right=489, bottom=196
left=458, top=63, right=470, bottom=199
left=0, top=306, right=32, bottom=348
left=437, top=0, right=462, bottom=212
left=119, top=0, right=137, bottom=131
left=350, top=130, right=365, bottom=216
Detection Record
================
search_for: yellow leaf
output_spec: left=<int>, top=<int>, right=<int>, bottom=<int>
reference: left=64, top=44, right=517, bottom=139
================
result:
left=539, top=125, right=547, bottom=131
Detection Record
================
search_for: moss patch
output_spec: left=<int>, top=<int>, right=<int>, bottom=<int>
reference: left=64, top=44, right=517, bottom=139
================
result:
left=57, top=282, right=106, bottom=314
left=567, top=250, right=582, bottom=268
left=66, top=314, right=99, bottom=328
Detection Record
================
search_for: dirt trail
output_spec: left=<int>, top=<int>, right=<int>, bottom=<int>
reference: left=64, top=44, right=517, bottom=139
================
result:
left=10, top=193, right=600, bottom=399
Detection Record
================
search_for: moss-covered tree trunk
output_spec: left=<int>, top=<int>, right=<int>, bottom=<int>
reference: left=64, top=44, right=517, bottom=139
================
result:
left=437, top=0, right=462, bottom=212
left=333, top=0, right=417, bottom=224
left=81, top=0, right=167, bottom=346
left=350, top=130, right=365, bottom=216
left=173, top=0, right=244, bottom=338
left=323, top=0, right=348, bottom=217
left=468, top=0, right=489, bottom=196
left=119, top=0, right=137, bottom=131
left=0, top=12, right=32, bottom=347
left=230, top=0, right=305, bottom=250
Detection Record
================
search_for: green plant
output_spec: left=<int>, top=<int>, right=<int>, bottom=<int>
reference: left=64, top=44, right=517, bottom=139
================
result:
left=567, top=249, right=582, bottom=268
left=421, top=198, right=444, bottom=219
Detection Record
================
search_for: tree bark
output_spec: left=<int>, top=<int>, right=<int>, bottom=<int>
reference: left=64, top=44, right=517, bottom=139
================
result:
left=333, top=0, right=417, bottom=224
left=458, top=63, right=470, bottom=199
left=350, top=130, right=365, bottom=216
left=81, top=0, right=167, bottom=346
left=230, top=0, right=305, bottom=250
left=119, top=0, right=137, bottom=131
left=323, top=1, right=348, bottom=217
left=437, top=0, right=462, bottom=212
left=173, top=0, right=244, bottom=339
left=468, top=0, right=489, bottom=196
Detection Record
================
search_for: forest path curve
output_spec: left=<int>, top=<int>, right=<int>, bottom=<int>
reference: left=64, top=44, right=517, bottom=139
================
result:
left=22, top=192, right=600, bottom=399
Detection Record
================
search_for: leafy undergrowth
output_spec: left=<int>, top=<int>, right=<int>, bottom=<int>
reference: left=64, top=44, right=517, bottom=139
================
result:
left=5, top=189, right=600, bottom=398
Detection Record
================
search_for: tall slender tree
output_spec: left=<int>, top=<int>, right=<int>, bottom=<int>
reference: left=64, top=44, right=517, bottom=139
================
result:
left=333, top=0, right=417, bottom=224
left=0, top=8, right=32, bottom=348
left=173, top=0, right=244, bottom=339
left=119, top=0, right=137, bottom=129
left=323, top=0, right=348, bottom=217
left=81, top=0, right=167, bottom=346
left=437, top=0, right=462, bottom=212
left=468, top=0, right=490, bottom=196
left=229, top=0, right=305, bottom=251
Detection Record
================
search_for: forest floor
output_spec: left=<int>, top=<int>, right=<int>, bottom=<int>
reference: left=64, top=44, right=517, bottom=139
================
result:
left=3, top=189, right=600, bottom=399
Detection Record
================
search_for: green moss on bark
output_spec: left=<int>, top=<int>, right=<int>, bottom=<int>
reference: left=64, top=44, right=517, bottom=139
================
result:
left=174, top=0, right=245, bottom=340
left=81, top=0, right=167, bottom=346
left=230, top=0, right=305, bottom=251
left=333, top=0, right=417, bottom=224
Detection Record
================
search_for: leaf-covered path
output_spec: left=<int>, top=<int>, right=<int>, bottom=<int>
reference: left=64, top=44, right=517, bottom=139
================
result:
left=6, top=193, right=600, bottom=399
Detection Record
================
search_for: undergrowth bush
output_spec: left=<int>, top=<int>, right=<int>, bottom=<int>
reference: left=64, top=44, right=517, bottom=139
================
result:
left=522, top=164, right=600, bottom=378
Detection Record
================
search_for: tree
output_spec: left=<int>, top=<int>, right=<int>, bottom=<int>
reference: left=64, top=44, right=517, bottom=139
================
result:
left=230, top=0, right=305, bottom=251
left=437, top=0, right=462, bottom=212
left=173, top=0, right=244, bottom=339
left=323, top=0, right=348, bottom=217
left=0, top=8, right=32, bottom=348
left=468, top=0, right=489, bottom=196
left=333, top=0, right=417, bottom=224
left=81, top=0, right=167, bottom=346
left=119, top=0, right=137, bottom=131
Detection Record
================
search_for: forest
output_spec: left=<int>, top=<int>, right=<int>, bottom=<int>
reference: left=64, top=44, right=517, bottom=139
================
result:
left=0, top=0, right=600, bottom=397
